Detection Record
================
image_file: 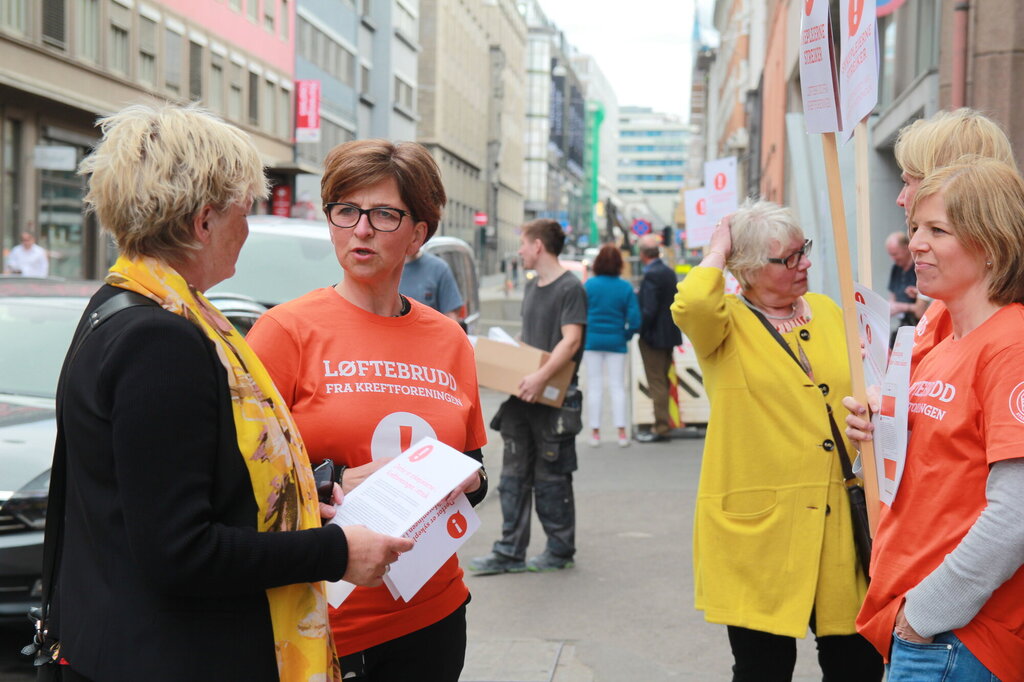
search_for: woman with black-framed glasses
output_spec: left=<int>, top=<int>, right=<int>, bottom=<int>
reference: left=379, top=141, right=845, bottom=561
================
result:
left=247, top=139, right=488, bottom=681
left=670, top=199, right=882, bottom=681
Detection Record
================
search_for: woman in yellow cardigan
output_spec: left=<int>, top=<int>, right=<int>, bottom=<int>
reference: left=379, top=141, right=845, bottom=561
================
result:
left=671, top=200, right=881, bottom=681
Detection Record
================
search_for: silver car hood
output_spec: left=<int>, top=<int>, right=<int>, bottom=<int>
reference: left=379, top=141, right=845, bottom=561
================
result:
left=0, top=398, right=56, bottom=496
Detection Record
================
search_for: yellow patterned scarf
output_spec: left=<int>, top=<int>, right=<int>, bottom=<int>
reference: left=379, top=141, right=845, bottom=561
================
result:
left=107, top=256, right=342, bottom=682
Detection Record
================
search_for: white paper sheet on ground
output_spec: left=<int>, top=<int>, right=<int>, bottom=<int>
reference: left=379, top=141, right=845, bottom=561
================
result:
left=384, top=494, right=481, bottom=602
left=486, top=326, right=519, bottom=345
left=872, top=326, right=914, bottom=506
left=854, top=283, right=890, bottom=389
left=325, top=437, right=482, bottom=607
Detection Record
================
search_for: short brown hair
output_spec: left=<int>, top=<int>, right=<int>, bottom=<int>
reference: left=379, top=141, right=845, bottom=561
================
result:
left=911, top=157, right=1024, bottom=305
left=321, top=139, right=446, bottom=239
left=895, top=108, right=1017, bottom=179
left=591, top=243, right=623, bottom=276
left=520, top=218, right=565, bottom=256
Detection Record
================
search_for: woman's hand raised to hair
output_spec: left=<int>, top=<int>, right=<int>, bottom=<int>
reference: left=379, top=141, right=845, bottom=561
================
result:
left=702, top=215, right=733, bottom=268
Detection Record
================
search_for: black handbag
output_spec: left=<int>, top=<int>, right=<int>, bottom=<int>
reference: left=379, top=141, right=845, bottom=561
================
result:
left=24, top=292, right=158, bottom=679
left=744, top=303, right=873, bottom=579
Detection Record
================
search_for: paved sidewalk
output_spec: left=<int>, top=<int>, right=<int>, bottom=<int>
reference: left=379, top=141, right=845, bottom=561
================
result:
left=459, top=388, right=822, bottom=681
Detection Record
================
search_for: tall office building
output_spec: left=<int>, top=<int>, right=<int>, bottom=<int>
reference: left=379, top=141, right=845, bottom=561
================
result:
left=417, top=0, right=526, bottom=273
left=617, top=106, right=689, bottom=229
left=293, top=0, right=420, bottom=203
left=519, top=0, right=586, bottom=242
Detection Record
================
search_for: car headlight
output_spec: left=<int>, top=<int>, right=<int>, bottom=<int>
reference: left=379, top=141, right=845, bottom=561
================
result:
left=2, top=469, right=49, bottom=530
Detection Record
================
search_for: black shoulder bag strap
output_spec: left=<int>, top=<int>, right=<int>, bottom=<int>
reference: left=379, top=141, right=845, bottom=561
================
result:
left=28, top=291, right=158, bottom=669
left=743, top=303, right=872, bottom=578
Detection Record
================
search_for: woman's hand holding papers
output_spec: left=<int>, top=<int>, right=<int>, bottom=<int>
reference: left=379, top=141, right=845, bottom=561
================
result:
left=342, top=525, right=414, bottom=586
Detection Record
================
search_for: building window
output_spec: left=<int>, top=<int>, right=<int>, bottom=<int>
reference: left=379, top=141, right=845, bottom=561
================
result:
left=393, top=76, right=413, bottom=111
left=263, top=79, right=275, bottom=132
left=189, top=41, right=203, bottom=101
left=360, top=0, right=371, bottom=16
left=278, top=87, right=290, bottom=139
left=337, top=46, right=355, bottom=87
left=229, top=0, right=240, bottom=9
left=75, top=0, right=100, bottom=61
left=297, top=17, right=312, bottom=61
left=279, top=0, right=288, bottom=40
left=360, top=64, right=370, bottom=96
left=107, top=2, right=131, bottom=74
left=264, top=0, right=275, bottom=31
left=165, top=27, right=182, bottom=94
left=248, top=71, right=259, bottom=125
left=1, top=0, right=29, bottom=34
left=393, top=0, right=415, bottom=40
left=42, top=0, right=65, bottom=48
left=247, top=0, right=258, bottom=22
left=209, top=54, right=224, bottom=112
left=138, top=16, right=157, bottom=85
left=228, top=63, right=243, bottom=120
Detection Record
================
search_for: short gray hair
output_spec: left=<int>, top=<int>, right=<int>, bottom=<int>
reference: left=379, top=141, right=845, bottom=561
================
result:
left=726, top=199, right=804, bottom=290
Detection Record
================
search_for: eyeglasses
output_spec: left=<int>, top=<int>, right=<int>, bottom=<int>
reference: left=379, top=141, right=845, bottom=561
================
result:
left=323, top=202, right=412, bottom=232
left=767, top=239, right=812, bottom=269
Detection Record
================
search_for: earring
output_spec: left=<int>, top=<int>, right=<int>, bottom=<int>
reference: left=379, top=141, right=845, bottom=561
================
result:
left=986, top=260, right=993, bottom=268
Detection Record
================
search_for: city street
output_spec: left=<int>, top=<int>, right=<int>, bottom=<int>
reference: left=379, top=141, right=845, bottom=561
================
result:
left=459, top=387, right=822, bottom=682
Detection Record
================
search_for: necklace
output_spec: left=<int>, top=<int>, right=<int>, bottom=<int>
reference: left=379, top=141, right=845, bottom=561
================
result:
left=392, top=295, right=410, bottom=317
left=740, top=295, right=797, bottom=320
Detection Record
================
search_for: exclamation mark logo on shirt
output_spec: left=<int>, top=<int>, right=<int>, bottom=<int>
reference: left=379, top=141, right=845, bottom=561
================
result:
left=400, top=425, right=413, bottom=453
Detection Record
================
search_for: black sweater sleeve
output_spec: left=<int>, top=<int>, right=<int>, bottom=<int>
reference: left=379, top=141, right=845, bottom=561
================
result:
left=87, top=308, right=347, bottom=596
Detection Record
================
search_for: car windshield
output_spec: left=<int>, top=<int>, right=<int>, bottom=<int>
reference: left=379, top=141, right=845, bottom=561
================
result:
left=0, top=298, right=84, bottom=398
left=212, top=229, right=341, bottom=306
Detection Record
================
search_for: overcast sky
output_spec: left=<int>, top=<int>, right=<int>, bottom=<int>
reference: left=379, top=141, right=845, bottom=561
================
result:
left=534, top=0, right=713, bottom=120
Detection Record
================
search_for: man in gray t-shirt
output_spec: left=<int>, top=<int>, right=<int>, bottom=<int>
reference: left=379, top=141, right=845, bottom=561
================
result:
left=470, top=219, right=586, bottom=575
left=400, top=250, right=463, bottom=321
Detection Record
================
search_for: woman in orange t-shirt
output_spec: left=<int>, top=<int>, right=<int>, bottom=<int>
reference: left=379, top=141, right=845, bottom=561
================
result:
left=845, top=158, right=1024, bottom=681
left=248, top=140, right=487, bottom=681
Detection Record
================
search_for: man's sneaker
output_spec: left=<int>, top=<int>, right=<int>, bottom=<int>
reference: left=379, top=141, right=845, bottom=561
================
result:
left=526, top=550, right=575, bottom=572
left=467, top=552, right=526, bottom=575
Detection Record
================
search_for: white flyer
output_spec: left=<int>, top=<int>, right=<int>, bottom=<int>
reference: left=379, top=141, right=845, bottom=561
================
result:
left=383, top=493, right=481, bottom=601
left=853, top=283, right=890, bottom=390
left=324, top=437, right=482, bottom=607
left=872, top=326, right=914, bottom=506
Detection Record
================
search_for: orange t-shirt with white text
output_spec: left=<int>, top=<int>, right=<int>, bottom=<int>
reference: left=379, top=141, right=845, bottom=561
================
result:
left=858, top=303, right=1024, bottom=681
left=911, top=299, right=952, bottom=371
left=247, top=288, right=486, bottom=655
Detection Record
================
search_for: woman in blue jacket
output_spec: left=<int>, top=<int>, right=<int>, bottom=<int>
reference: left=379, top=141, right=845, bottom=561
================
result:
left=583, top=244, right=641, bottom=447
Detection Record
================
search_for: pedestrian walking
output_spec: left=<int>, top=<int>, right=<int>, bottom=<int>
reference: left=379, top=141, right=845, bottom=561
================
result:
left=846, top=158, right=1024, bottom=681
left=635, top=233, right=682, bottom=443
left=469, top=218, right=586, bottom=574
left=672, top=200, right=882, bottom=681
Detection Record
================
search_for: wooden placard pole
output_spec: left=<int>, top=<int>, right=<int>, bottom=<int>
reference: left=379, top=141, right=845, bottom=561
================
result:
left=854, top=121, right=872, bottom=289
left=821, top=131, right=880, bottom=536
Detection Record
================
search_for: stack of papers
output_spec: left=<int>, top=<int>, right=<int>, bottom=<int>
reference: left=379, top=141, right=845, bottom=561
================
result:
left=325, top=437, right=482, bottom=606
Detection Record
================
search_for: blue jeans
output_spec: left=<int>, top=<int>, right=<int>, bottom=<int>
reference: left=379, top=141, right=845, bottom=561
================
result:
left=888, top=631, right=1000, bottom=681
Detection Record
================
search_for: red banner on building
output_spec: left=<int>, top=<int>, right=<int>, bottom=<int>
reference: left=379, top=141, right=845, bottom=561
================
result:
left=295, top=80, right=321, bottom=143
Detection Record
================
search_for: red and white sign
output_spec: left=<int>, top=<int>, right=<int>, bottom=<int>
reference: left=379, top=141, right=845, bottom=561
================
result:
left=473, top=211, right=488, bottom=226
left=703, top=156, right=738, bottom=225
left=295, top=80, right=321, bottom=143
left=839, top=0, right=879, bottom=143
left=799, top=0, right=842, bottom=134
left=684, top=187, right=713, bottom=248
left=271, top=185, right=292, bottom=217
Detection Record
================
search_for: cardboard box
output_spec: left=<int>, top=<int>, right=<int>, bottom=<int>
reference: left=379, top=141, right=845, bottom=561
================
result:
left=474, top=337, right=575, bottom=407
